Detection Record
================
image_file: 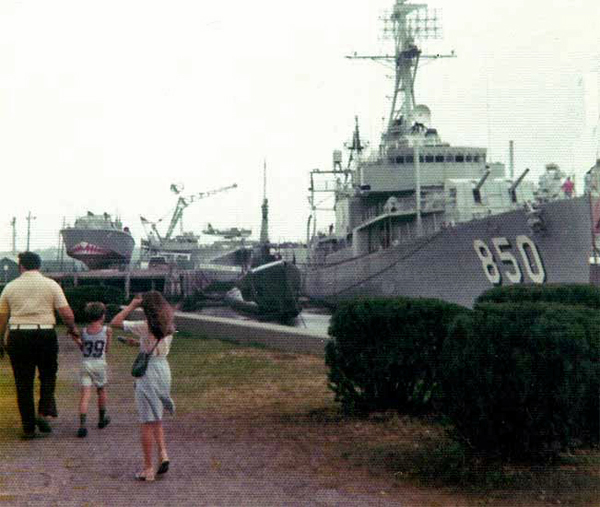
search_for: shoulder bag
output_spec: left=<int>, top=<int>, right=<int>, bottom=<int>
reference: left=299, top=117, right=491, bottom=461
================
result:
left=131, top=339, right=160, bottom=378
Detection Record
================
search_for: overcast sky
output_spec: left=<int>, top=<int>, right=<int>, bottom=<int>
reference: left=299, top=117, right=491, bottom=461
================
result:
left=0, top=0, right=598, bottom=252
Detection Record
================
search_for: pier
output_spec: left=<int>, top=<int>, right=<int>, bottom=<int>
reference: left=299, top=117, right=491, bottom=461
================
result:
left=172, top=311, right=329, bottom=356
left=48, top=267, right=236, bottom=299
left=124, top=308, right=329, bottom=356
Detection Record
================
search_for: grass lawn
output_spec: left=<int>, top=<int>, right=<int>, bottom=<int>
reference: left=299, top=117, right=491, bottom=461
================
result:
left=1, top=329, right=599, bottom=505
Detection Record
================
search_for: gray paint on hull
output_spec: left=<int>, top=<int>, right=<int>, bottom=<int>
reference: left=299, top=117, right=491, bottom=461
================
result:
left=304, top=197, right=592, bottom=308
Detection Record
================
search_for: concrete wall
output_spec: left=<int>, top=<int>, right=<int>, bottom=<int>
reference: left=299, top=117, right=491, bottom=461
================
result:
left=131, top=309, right=329, bottom=357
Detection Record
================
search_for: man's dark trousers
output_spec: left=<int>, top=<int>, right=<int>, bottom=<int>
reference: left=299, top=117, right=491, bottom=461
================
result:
left=7, top=330, right=58, bottom=434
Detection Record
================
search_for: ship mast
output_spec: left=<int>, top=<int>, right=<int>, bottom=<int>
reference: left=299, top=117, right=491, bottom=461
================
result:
left=259, top=160, right=269, bottom=244
left=347, top=0, right=453, bottom=142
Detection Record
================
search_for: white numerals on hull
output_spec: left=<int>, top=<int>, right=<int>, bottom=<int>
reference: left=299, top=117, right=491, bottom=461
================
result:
left=474, top=235, right=546, bottom=285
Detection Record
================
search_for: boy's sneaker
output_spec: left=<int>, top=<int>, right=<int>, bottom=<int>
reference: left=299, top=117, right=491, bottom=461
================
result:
left=77, top=427, right=88, bottom=438
left=98, top=415, right=111, bottom=429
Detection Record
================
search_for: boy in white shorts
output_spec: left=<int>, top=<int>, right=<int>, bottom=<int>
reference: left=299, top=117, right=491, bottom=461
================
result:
left=72, top=302, right=112, bottom=438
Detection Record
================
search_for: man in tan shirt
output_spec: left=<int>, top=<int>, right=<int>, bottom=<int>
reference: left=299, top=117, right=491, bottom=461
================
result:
left=0, top=251, right=79, bottom=439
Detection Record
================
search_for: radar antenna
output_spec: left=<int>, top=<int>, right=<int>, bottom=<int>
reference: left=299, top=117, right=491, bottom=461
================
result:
left=346, top=0, right=454, bottom=139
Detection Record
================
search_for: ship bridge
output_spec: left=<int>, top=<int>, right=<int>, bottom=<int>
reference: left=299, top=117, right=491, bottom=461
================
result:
left=361, top=146, right=489, bottom=193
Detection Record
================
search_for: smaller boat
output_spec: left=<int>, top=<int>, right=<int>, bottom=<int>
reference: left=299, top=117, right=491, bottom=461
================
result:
left=61, top=212, right=135, bottom=270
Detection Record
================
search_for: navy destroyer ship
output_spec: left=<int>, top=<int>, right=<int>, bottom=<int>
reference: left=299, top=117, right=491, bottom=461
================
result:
left=60, top=212, right=135, bottom=270
left=304, top=0, right=596, bottom=308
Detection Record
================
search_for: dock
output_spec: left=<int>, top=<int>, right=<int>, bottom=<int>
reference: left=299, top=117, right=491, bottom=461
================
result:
left=174, top=311, right=329, bottom=356
left=48, top=267, right=240, bottom=299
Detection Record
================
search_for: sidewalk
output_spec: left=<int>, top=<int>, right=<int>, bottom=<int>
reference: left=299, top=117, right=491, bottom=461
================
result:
left=0, top=337, right=419, bottom=507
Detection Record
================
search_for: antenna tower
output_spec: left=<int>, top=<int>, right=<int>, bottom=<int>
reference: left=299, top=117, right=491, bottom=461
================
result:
left=347, top=0, right=451, bottom=138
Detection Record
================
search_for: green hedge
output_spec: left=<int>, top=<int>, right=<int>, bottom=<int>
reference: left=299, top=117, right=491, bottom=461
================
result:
left=438, top=302, right=600, bottom=459
left=476, top=284, right=600, bottom=309
left=62, top=286, right=125, bottom=323
left=325, top=297, right=469, bottom=414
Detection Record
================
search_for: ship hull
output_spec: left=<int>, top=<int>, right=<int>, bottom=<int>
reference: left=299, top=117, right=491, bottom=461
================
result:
left=61, top=228, right=135, bottom=270
left=304, top=196, right=593, bottom=308
left=236, top=260, right=302, bottom=321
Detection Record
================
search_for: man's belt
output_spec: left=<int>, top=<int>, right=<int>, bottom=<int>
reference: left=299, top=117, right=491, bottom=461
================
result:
left=9, top=324, right=54, bottom=330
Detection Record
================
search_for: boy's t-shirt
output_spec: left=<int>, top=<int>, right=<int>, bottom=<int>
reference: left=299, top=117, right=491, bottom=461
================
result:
left=81, top=325, right=109, bottom=361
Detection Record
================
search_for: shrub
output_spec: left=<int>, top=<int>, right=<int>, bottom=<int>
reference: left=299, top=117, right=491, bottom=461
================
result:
left=325, top=297, right=469, bottom=415
left=105, top=304, right=122, bottom=322
left=438, top=302, right=600, bottom=459
left=63, top=286, right=125, bottom=323
left=476, top=284, right=600, bottom=309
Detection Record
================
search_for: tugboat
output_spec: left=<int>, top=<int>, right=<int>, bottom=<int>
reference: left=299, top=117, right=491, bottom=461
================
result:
left=61, top=212, right=135, bottom=270
left=304, top=0, right=595, bottom=308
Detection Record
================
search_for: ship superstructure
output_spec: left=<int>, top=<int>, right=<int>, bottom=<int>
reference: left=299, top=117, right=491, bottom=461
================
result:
left=304, top=0, right=594, bottom=308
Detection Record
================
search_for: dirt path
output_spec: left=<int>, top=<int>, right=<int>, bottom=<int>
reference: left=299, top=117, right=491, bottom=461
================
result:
left=0, top=339, right=469, bottom=507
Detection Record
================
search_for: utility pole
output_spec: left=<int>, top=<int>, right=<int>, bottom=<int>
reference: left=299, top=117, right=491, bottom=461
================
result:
left=10, top=217, right=16, bottom=254
left=26, top=212, right=36, bottom=251
left=57, top=217, right=66, bottom=269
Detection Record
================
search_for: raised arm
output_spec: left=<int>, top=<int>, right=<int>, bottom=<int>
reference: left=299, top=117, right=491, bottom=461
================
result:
left=110, top=294, right=143, bottom=329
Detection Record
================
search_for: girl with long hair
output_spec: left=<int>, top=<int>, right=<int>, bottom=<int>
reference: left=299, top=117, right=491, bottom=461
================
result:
left=111, top=291, right=175, bottom=481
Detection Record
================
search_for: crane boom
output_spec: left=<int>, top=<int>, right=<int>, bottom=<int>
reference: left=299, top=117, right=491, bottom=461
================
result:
left=164, top=183, right=237, bottom=240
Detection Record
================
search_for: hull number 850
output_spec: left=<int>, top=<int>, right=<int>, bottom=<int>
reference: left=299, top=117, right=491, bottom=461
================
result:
left=473, top=235, right=546, bottom=285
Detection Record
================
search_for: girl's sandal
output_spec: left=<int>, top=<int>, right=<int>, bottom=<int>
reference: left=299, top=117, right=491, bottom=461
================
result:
left=157, top=459, right=170, bottom=475
left=135, top=471, right=155, bottom=482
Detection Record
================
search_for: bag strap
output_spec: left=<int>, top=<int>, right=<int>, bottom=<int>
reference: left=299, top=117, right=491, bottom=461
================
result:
left=147, top=339, right=160, bottom=356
